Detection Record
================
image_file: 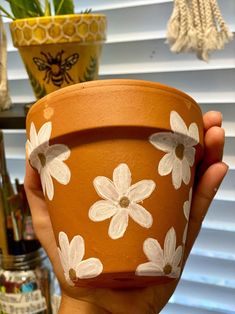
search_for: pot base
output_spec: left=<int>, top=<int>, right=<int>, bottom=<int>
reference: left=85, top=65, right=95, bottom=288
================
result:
left=73, top=272, right=173, bottom=289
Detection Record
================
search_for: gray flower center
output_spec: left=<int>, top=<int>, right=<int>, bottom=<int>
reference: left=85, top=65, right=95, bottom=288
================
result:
left=69, top=268, right=77, bottom=281
left=38, top=153, right=46, bottom=167
left=175, top=144, right=185, bottom=160
left=163, top=263, right=172, bottom=275
left=119, top=196, right=130, bottom=208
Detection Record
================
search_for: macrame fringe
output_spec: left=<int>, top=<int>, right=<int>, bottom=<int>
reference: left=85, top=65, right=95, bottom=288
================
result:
left=166, top=0, right=234, bottom=61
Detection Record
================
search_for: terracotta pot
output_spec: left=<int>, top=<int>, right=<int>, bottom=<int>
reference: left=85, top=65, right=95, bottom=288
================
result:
left=26, top=79, right=204, bottom=288
left=10, top=14, right=106, bottom=99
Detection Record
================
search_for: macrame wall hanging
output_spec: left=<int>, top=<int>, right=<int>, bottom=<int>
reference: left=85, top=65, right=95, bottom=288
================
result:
left=167, top=0, right=234, bottom=61
left=0, top=16, right=11, bottom=111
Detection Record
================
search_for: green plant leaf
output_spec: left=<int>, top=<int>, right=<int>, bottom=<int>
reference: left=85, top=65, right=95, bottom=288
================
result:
left=26, top=65, right=47, bottom=99
left=53, top=0, right=74, bottom=15
left=79, top=56, right=98, bottom=83
left=0, top=4, right=15, bottom=19
left=80, top=8, right=92, bottom=14
left=33, top=0, right=44, bottom=16
left=44, top=0, right=51, bottom=16
left=5, top=0, right=44, bottom=18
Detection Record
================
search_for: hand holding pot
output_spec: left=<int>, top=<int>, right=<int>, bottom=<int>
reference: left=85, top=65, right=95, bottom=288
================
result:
left=24, top=111, right=228, bottom=314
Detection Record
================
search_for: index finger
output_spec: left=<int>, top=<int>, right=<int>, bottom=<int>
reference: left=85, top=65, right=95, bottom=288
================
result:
left=24, top=158, right=42, bottom=192
left=203, top=111, right=222, bottom=131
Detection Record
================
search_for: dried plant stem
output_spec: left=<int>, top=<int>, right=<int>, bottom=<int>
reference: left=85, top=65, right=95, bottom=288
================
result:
left=0, top=17, right=11, bottom=110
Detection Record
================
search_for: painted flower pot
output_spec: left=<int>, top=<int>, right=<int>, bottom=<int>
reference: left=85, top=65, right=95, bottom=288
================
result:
left=10, top=14, right=106, bottom=99
left=26, top=79, right=204, bottom=289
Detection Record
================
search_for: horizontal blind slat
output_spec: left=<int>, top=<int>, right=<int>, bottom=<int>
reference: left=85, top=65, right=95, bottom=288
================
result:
left=8, top=70, right=235, bottom=104
left=203, top=200, right=235, bottom=231
left=162, top=302, right=227, bottom=314
left=192, top=228, right=235, bottom=260
left=75, top=0, right=173, bottom=12
left=182, top=254, right=235, bottom=288
left=99, top=70, right=235, bottom=97
left=8, top=61, right=235, bottom=79
left=6, top=39, right=235, bottom=77
left=170, top=280, right=235, bottom=313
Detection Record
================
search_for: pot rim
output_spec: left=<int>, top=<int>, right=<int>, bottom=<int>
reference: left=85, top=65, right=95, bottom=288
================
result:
left=10, top=14, right=107, bottom=47
left=26, top=79, right=204, bottom=153
left=10, top=13, right=106, bottom=24
left=28, top=79, right=201, bottom=115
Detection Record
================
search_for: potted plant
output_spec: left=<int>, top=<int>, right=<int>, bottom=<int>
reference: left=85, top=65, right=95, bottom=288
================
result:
left=0, top=1, right=107, bottom=99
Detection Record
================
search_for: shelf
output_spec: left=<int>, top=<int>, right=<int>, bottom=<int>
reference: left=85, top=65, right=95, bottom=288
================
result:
left=0, top=103, right=29, bottom=129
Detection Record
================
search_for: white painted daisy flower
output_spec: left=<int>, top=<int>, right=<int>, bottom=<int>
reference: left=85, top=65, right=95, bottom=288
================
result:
left=136, top=227, right=183, bottom=278
left=183, top=188, right=192, bottom=244
left=89, top=163, right=156, bottom=240
left=26, top=122, right=71, bottom=200
left=149, top=111, right=199, bottom=190
left=58, top=232, right=103, bottom=286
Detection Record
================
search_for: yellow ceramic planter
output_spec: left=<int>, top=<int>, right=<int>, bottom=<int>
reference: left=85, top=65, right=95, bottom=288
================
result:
left=10, top=14, right=107, bottom=99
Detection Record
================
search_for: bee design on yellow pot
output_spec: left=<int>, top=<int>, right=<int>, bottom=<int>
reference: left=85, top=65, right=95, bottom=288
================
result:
left=33, top=50, right=79, bottom=87
left=10, top=14, right=107, bottom=98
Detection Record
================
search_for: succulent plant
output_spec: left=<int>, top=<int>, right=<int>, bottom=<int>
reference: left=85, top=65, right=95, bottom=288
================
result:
left=0, top=0, right=91, bottom=20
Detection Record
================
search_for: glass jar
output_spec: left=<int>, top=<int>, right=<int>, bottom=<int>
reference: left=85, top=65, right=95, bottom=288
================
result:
left=50, top=273, right=61, bottom=314
left=0, top=248, right=51, bottom=314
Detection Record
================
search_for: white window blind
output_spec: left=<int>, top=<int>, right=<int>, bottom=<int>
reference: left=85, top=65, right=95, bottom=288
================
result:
left=2, top=0, right=235, bottom=313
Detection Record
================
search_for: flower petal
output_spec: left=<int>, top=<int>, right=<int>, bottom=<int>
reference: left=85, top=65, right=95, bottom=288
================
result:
left=93, top=176, right=119, bottom=202
left=172, top=158, right=182, bottom=190
left=183, top=200, right=190, bottom=220
left=113, top=163, right=131, bottom=195
left=184, top=147, right=195, bottom=166
left=172, top=245, right=183, bottom=267
left=182, top=158, right=191, bottom=185
left=164, top=227, right=176, bottom=264
left=136, top=262, right=163, bottom=277
left=75, top=258, right=103, bottom=279
left=47, top=144, right=70, bottom=161
left=58, top=232, right=70, bottom=260
left=89, top=200, right=118, bottom=221
left=48, top=158, right=71, bottom=185
left=29, top=122, right=39, bottom=147
left=128, top=180, right=156, bottom=203
left=128, top=203, right=153, bottom=228
left=158, top=153, right=174, bottom=176
left=108, top=210, right=129, bottom=239
left=188, top=122, right=199, bottom=145
left=149, top=132, right=176, bottom=152
left=170, top=111, right=188, bottom=135
left=69, top=235, right=85, bottom=268
left=58, top=247, right=69, bottom=273
left=38, top=121, right=52, bottom=145
left=143, top=238, right=164, bottom=267
left=41, top=167, right=54, bottom=200
left=26, top=140, right=34, bottom=157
